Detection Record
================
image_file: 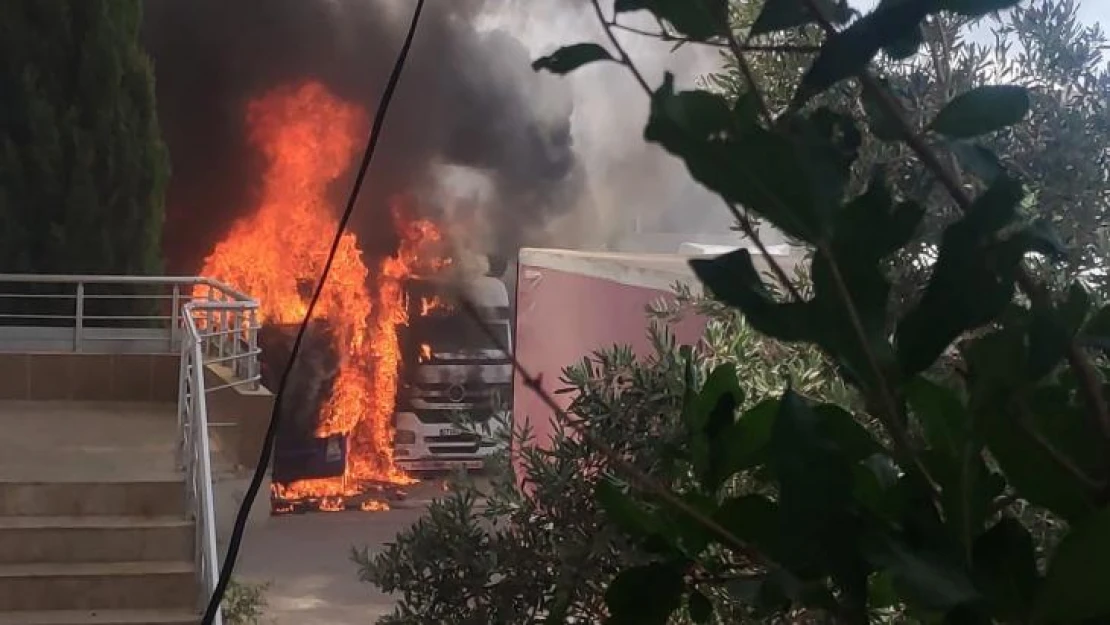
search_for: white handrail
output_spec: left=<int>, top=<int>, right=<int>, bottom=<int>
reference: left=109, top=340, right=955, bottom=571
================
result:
left=0, top=274, right=266, bottom=625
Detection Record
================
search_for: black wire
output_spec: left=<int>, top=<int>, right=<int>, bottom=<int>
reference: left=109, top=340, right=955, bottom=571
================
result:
left=200, top=1, right=426, bottom=621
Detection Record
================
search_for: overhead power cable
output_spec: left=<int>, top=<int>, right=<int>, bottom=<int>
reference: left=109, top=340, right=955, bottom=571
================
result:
left=200, top=1, right=427, bottom=622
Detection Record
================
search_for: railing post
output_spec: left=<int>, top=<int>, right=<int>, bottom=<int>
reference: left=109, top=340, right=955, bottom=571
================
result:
left=74, top=282, right=85, bottom=352
left=176, top=335, right=189, bottom=470
left=248, top=308, right=260, bottom=390
left=170, top=285, right=181, bottom=352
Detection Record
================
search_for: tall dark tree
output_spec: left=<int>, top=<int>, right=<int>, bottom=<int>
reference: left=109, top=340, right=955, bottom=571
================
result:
left=0, top=1, right=169, bottom=276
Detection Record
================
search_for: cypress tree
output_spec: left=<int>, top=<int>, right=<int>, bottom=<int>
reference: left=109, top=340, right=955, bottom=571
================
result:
left=0, top=1, right=169, bottom=276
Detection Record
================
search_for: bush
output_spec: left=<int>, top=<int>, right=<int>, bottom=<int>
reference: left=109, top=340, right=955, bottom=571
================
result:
left=356, top=301, right=851, bottom=624
left=222, top=578, right=270, bottom=625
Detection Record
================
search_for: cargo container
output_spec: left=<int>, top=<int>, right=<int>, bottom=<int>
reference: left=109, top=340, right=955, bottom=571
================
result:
left=512, top=245, right=801, bottom=464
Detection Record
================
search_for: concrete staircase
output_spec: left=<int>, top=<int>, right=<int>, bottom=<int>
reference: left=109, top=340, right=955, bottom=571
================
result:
left=0, top=402, right=201, bottom=625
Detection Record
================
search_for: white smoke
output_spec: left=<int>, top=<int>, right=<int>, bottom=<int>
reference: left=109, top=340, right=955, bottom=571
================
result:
left=471, top=0, right=741, bottom=252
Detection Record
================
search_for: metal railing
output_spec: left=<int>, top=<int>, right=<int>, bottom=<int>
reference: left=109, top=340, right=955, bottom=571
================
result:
left=0, top=274, right=264, bottom=625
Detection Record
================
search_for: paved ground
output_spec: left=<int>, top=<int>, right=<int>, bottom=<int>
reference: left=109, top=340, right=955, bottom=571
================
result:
left=233, top=476, right=492, bottom=624
left=234, top=506, right=425, bottom=624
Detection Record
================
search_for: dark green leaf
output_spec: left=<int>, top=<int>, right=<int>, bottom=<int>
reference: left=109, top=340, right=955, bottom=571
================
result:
left=1083, top=305, right=1110, bottom=354
left=906, top=377, right=968, bottom=459
left=947, top=140, right=1003, bottom=182
left=714, top=494, right=782, bottom=557
left=770, top=390, right=858, bottom=575
left=883, top=23, right=924, bottom=60
left=868, top=571, right=900, bottom=608
left=940, top=0, right=1022, bottom=17
left=1035, top=506, right=1110, bottom=623
left=532, top=43, right=614, bottom=75
left=929, top=85, right=1031, bottom=138
left=814, top=404, right=882, bottom=462
left=861, top=80, right=905, bottom=142
left=794, top=0, right=935, bottom=105
left=686, top=363, right=743, bottom=485
left=972, top=517, right=1039, bottom=620
left=1019, top=217, right=1069, bottom=260
left=614, top=0, right=729, bottom=41
left=647, top=77, right=827, bottom=243
left=596, top=479, right=658, bottom=538
left=749, top=0, right=850, bottom=36
left=977, top=379, right=1100, bottom=521
left=712, top=398, right=780, bottom=487
left=922, top=448, right=1004, bottom=555
left=689, top=249, right=814, bottom=341
left=605, top=562, right=686, bottom=625
left=895, top=177, right=1027, bottom=376
left=1028, top=283, right=1089, bottom=381
left=688, top=590, right=713, bottom=623
left=692, top=364, right=744, bottom=434
left=861, top=531, right=979, bottom=611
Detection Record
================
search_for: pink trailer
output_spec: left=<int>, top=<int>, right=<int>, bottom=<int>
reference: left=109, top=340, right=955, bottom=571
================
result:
left=511, top=246, right=797, bottom=462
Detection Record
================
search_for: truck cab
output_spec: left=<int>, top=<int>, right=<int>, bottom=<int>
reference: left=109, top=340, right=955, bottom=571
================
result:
left=392, top=274, right=512, bottom=472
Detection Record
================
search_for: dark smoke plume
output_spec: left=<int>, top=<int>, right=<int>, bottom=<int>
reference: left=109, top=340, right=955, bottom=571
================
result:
left=143, top=0, right=581, bottom=274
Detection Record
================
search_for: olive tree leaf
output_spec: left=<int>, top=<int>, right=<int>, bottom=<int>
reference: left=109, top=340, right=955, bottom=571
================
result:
left=929, top=85, right=1031, bottom=138
left=749, top=0, right=850, bottom=36
left=532, top=43, right=614, bottom=75
left=1035, top=506, right=1110, bottom=623
left=614, top=0, right=729, bottom=41
left=605, top=562, right=686, bottom=625
left=972, top=517, right=1040, bottom=621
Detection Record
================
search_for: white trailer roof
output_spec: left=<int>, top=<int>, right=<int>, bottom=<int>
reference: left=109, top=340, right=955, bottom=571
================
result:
left=518, top=246, right=804, bottom=293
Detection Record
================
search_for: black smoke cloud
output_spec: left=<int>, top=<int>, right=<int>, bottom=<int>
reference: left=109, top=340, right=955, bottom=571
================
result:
left=143, top=0, right=581, bottom=273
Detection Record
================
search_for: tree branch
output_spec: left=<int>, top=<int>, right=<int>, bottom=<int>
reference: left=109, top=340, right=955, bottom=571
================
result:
left=611, top=21, right=820, bottom=53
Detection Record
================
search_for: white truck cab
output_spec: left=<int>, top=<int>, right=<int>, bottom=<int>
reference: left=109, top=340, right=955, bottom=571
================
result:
left=393, top=274, right=512, bottom=472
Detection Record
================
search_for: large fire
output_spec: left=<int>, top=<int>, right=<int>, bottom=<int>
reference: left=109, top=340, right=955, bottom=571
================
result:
left=198, top=80, right=444, bottom=510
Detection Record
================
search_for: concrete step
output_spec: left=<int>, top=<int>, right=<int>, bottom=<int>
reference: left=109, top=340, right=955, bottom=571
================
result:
left=0, top=516, right=193, bottom=564
left=0, top=562, right=195, bottom=612
left=0, top=609, right=199, bottom=625
left=0, top=479, right=186, bottom=517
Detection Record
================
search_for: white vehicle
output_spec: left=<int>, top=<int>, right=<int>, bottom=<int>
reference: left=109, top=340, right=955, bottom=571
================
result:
left=392, top=274, right=512, bottom=472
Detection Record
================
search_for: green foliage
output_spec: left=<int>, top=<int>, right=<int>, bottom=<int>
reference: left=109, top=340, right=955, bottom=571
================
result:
left=524, top=0, right=1110, bottom=622
left=222, top=578, right=270, bottom=625
left=0, top=0, right=169, bottom=276
left=359, top=311, right=852, bottom=624
left=928, top=85, right=1031, bottom=138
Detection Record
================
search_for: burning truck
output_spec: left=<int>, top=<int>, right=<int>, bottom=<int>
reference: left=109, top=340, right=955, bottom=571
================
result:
left=197, top=81, right=511, bottom=513
left=393, top=273, right=512, bottom=472
left=261, top=269, right=512, bottom=510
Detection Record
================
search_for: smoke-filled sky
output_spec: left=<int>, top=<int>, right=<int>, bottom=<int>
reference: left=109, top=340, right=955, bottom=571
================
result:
left=144, top=0, right=738, bottom=274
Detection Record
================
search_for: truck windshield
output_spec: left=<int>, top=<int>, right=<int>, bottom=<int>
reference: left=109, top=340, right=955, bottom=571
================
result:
left=409, top=314, right=510, bottom=358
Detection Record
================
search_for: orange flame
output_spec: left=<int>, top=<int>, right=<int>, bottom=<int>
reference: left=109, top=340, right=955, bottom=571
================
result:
left=197, top=81, right=444, bottom=508
left=418, top=343, right=432, bottom=362
left=419, top=295, right=451, bottom=316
